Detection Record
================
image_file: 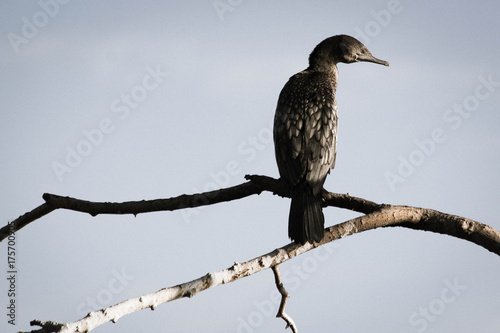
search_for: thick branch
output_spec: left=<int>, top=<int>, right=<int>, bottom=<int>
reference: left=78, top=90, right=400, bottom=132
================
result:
left=2, top=173, right=498, bottom=257
left=25, top=205, right=500, bottom=332
left=0, top=175, right=378, bottom=242
left=2, top=176, right=499, bottom=254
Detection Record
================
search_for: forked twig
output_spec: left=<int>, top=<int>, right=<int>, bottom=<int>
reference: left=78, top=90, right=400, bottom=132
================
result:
left=272, top=265, right=298, bottom=333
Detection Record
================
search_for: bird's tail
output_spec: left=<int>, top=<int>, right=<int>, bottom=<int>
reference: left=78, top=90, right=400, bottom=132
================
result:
left=288, top=187, right=324, bottom=245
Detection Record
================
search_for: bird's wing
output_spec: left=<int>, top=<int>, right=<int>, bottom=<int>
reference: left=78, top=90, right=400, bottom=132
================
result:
left=274, top=71, right=337, bottom=194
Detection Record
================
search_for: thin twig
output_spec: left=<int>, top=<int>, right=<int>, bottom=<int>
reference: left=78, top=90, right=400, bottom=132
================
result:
left=272, top=265, right=298, bottom=333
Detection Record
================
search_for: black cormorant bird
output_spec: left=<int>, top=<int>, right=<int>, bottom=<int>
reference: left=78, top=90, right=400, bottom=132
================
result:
left=273, top=35, right=389, bottom=245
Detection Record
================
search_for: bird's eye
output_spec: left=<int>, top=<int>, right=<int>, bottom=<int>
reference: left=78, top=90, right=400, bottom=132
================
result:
left=361, top=50, right=366, bottom=54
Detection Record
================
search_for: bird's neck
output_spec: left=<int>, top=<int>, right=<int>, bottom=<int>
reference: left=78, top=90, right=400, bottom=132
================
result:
left=305, top=63, right=339, bottom=91
left=308, top=62, right=338, bottom=76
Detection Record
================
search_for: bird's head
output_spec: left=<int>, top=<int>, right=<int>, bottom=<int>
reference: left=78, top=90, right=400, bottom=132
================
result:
left=309, top=35, right=389, bottom=70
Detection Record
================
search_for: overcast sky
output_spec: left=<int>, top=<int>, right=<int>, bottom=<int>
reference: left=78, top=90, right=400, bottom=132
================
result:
left=1, top=1, right=500, bottom=332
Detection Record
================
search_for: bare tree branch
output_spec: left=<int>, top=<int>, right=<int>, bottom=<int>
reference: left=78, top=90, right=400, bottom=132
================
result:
left=23, top=203, right=500, bottom=332
left=3, top=174, right=500, bottom=331
left=3, top=175, right=498, bottom=256
left=0, top=175, right=378, bottom=242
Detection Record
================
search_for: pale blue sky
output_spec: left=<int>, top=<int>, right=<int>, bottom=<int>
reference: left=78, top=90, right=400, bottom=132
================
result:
left=1, top=1, right=500, bottom=332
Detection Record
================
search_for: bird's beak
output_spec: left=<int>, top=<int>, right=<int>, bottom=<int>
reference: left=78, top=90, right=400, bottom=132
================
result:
left=356, top=54, right=390, bottom=66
